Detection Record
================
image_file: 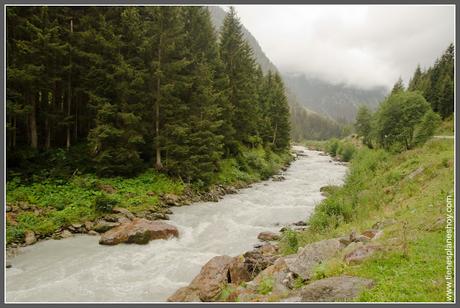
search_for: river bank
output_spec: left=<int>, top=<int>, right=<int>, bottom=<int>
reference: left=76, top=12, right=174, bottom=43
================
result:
left=6, top=146, right=294, bottom=250
left=6, top=146, right=347, bottom=302
left=165, top=137, right=454, bottom=302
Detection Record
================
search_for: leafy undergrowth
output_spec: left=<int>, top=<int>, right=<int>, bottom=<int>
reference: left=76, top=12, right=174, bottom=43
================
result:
left=6, top=146, right=292, bottom=245
left=280, top=137, right=454, bottom=302
left=435, top=115, right=454, bottom=136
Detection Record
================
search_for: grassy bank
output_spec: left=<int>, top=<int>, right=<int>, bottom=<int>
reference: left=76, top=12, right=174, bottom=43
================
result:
left=6, top=146, right=292, bottom=245
left=281, top=136, right=454, bottom=302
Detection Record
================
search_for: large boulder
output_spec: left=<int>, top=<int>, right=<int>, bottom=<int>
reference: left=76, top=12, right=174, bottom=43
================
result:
left=284, top=238, right=344, bottom=280
left=99, top=218, right=178, bottom=245
left=300, top=276, right=374, bottom=302
left=167, top=255, right=234, bottom=302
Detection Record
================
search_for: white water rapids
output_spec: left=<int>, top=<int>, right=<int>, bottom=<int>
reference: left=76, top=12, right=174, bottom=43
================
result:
left=5, top=146, right=347, bottom=302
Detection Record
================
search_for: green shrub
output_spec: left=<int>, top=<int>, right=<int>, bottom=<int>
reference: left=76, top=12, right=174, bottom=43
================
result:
left=338, top=143, right=356, bottom=162
left=257, top=277, right=274, bottom=295
left=326, top=139, right=340, bottom=157
left=280, top=228, right=299, bottom=255
left=94, top=194, right=119, bottom=213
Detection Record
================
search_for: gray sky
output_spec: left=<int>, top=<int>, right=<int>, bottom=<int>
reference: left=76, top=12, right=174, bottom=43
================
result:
left=227, top=5, right=455, bottom=90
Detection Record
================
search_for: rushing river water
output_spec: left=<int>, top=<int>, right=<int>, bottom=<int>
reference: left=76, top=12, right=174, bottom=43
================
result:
left=6, top=146, right=347, bottom=303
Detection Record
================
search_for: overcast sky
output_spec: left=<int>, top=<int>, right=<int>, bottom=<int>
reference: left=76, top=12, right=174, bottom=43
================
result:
left=225, top=5, right=455, bottom=90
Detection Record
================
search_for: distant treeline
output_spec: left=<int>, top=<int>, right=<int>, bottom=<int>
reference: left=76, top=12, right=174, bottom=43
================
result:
left=6, top=6, right=290, bottom=183
left=355, top=44, right=454, bottom=151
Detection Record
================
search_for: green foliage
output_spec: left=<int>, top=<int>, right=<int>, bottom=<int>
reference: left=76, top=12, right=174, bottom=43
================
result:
left=326, top=138, right=340, bottom=157
left=408, top=44, right=454, bottom=119
left=354, top=105, right=373, bottom=147
left=414, top=110, right=442, bottom=145
left=94, top=193, right=119, bottom=213
left=374, top=91, right=431, bottom=151
left=337, top=142, right=356, bottom=162
left=257, top=277, right=274, bottom=295
left=279, top=228, right=299, bottom=255
left=280, top=132, right=453, bottom=301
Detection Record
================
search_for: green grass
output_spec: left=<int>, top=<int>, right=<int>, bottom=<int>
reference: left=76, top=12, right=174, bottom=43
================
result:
left=6, top=170, right=184, bottom=243
left=280, top=133, right=454, bottom=302
left=435, top=115, right=454, bottom=136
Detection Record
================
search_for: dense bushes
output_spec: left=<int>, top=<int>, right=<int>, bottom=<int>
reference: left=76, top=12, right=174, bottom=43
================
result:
left=325, top=139, right=357, bottom=162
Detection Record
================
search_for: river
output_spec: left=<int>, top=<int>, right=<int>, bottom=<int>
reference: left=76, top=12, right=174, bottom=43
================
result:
left=5, top=146, right=347, bottom=302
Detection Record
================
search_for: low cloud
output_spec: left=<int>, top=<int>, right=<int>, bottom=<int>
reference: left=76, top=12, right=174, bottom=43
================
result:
left=231, top=5, right=454, bottom=89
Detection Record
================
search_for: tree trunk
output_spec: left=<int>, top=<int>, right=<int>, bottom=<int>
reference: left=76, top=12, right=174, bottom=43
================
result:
left=30, top=94, right=38, bottom=149
left=272, top=122, right=278, bottom=146
left=154, top=20, right=163, bottom=170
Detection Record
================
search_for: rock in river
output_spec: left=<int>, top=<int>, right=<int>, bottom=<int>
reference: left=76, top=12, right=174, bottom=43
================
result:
left=99, top=218, right=178, bottom=245
left=257, top=231, right=280, bottom=241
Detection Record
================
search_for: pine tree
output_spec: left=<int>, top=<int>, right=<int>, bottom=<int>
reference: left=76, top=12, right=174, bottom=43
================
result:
left=391, top=77, right=405, bottom=94
left=219, top=7, right=259, bottom=150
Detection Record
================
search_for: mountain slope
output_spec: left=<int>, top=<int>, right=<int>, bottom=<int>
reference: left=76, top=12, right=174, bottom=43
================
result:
left=283, top=73, right=388, bottom=123
left=208, top=6, right=344, bottom=140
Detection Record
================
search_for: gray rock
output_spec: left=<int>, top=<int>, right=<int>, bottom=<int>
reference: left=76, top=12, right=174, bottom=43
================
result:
left=93, top=220, right=120, bottom=233
left=112, top=207, right=135, bottom=220
left=88, top=230, right=99, bottom=236
left=284, top=238, right=344, bottom=280
left=24, top=230, right=37, bottom=245
left=61, top=230, right=73, bottom=238
left=257, top=231, right=280, bottom=241
left=300, top=276, right=374, bottom=302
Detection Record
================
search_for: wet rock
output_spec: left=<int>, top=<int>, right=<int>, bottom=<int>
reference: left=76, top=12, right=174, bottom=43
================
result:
left=344, top=244, right=382, bottom=265
left=162, top=193, right=181, bottom=206
left=24, top=230, right=37, bottom=245
left=257, top=231, right=280, bottom=242
left=272, top=175, right=286, bottom=182
left=84, top=221, right=94, bottom=231
left=167, top=255, right=234, bottom=302
left=284, top=238, right=344, bottom=280
left=112, top=207, right=135, bottom=220
left=71, top=223, right=83, bottom=229
left=293, top=221, right=307, bottom=227
left=225, top=186, right=238, bottom=194
left=93, top=220, right=120, bottom=233
left=97, top=183, right=117, bottom=194
left=99, top=218, right=178, bottom=245
left=300, top=276, right=374, bottom=302
left=61, top=229, right=73, bottom=238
